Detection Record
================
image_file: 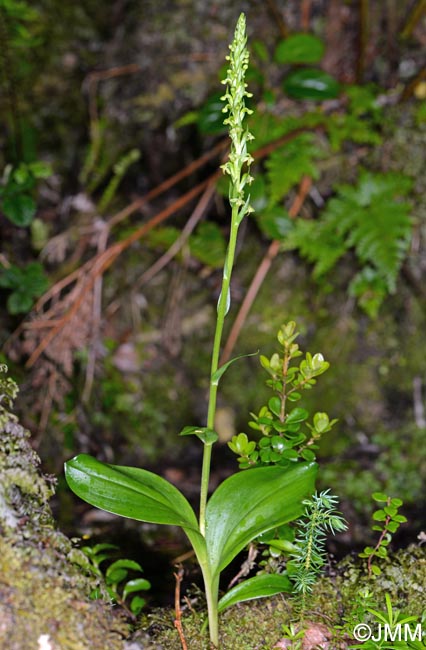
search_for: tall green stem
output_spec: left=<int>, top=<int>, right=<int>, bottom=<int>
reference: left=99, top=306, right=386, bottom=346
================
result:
left=199, top=206, right=240, bottom=535
left=198, top=13, right=253, bottom=538
left=203, top=570, right=220, bottom=647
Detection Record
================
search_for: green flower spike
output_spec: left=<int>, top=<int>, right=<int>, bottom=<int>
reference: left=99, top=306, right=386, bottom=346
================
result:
left=221, top=13, right=255, bottom=220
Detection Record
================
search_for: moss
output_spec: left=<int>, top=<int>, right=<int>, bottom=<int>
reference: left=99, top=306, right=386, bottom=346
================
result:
left=145, top=544, right=425, bottom=649
left=143, top=599, right=293, bottom=650
left=0, top=540, right=129, bottom=650
left=0, top=419, right=56, bottom=540
left=329, top=544, right=426, bottom=618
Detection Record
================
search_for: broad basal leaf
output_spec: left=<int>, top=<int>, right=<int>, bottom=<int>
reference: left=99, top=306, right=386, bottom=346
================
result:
left=205, top=462, right=317, bottom=577
left=65, top=454, right=199, bottom=531
left=218, top=573, right=292, bottom=613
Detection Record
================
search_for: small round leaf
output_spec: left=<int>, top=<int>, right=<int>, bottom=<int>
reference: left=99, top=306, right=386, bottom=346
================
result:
left=3, top=193, right=36, bottom=226
left=301, top=449, right=316, bottom=461
left=268, top=396, right=282, bottom=417
left=372, top=492, right=388, bottom=502
left=275, top=33, right=325, bottom=65
left=372, top=509, right=387, bottom=521
left=283, top=68, right=340, bottom=100
left=123, top=578, right=151, bottom=601
left=198, top=93, right=227, bottom=135
left=130, top=595, right=147, bottom=615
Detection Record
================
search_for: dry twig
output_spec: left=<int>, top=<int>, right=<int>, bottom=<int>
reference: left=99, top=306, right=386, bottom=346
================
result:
left=137, top=180, right=217, bottom=288
left=84, top=64, right=141, bottom=124
left=173, top=566, right=188, bottom=650
left=6, top=124, right=323, bottom=428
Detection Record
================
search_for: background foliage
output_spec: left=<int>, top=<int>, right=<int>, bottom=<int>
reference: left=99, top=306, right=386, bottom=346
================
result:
left=1, top=0, right=425, bottom=565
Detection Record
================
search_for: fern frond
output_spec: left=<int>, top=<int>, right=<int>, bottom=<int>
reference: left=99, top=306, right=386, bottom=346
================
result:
left=248, top=109, right=324, bottom=149
left=285, top=169, right=413, bottom=314
left=284, top=217, right=346, bottom=278
left=265, top=133, right=324, bottom=204
left=329, top=171, right=413, bottom=288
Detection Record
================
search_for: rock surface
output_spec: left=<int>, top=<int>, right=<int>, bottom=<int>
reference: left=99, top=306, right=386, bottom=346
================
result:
left=0, top=366, right=154, bottom=650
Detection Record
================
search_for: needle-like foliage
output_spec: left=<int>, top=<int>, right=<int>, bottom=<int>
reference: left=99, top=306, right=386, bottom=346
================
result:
left=288, top=490, right=347, bottom=610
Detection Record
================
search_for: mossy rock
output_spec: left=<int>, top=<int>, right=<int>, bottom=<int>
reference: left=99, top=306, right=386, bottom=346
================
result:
left=0, top=366, right=160, bottom=650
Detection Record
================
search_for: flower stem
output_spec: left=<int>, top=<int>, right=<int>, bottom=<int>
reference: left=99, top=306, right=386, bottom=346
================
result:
left=199, top=204, right=240, bottom=535
left=198, top=13, right=253, bottom=535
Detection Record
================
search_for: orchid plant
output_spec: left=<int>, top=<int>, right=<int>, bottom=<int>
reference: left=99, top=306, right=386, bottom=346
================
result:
left=65, top=15, right=318, bottom=648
